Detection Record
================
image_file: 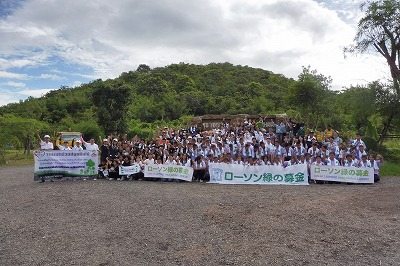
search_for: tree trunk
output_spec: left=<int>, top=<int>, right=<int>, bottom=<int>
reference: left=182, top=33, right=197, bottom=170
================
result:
left=378, top=112, right=394, bottom=148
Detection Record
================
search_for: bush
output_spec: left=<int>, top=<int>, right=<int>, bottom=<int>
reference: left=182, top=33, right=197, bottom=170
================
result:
left=363, top=136, right=378, bottom=153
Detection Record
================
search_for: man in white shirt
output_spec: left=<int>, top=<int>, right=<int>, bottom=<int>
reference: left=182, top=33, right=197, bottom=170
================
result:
left=72, top=140, right=84, bottom=150
left=36, top=132, right=54, bottom=182
left=58, top=141, right=71, bottom=150
left=81, top=137, right=99, bottom=151
left=37, top=133, right=54, bottom=150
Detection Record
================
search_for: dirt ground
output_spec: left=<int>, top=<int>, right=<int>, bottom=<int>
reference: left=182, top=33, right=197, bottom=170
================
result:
left=0, top=165, right=399, bottom=266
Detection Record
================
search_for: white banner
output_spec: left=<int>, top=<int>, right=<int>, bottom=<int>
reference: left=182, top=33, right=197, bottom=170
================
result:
left=310, top=165, right=374, bottom=183
left=144, top=164, right=193, bottom=182
left=209, top=163, right=308, bottom=185
left=34, top=150, right=99, bottom=180
left=119, top=165, right=141, bottom=175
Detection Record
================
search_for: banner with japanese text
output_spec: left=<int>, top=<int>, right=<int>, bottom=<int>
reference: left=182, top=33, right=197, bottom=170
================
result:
left=34, top=150, right=99, bottom=180
left=119, top=165, right=141, bottom=175
left=209, top=163, right=308, bottom=185
left=144, top=164, right=194, bottom=182
left=310, top=165, right=374, bottom=183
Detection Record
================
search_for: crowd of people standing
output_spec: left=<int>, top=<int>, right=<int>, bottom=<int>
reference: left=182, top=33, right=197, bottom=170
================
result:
left=37, top=117, right=382, bottom=183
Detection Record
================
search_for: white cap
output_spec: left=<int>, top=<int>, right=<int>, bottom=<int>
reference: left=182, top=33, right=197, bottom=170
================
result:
left=113, top=138, right=118, bottom=142
left=103, top=138, right=108, bottom=142
left=44, top=135, right=50, bottom=138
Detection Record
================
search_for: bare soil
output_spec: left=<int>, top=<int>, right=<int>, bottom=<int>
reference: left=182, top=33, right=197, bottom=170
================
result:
left=1, top=165, right=399, bottom=266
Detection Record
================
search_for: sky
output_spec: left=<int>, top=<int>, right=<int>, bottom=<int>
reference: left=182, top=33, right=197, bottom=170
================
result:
left=0, top=0, right=391, bottom=106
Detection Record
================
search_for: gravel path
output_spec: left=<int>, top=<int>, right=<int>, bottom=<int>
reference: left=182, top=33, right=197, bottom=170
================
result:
left=1, top=165, right=399, bottom=266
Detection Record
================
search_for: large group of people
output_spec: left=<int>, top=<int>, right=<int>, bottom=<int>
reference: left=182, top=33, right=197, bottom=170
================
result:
left=37, top=117, right=382, bottom=183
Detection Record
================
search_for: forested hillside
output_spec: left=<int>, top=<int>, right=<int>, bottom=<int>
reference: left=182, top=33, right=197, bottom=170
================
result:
left=0, top=62, right=399, bottom=151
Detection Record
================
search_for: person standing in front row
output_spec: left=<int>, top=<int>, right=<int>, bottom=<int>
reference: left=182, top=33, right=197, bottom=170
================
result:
left=36, top=132, right=54, bottom=182
left=36, top=132, right=54, bottom=150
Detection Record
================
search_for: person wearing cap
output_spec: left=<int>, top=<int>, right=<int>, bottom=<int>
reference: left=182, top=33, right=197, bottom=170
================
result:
left=72, top=139, right=84, bottom=150
left=36, top=131, right=54, bottom=150
left=58, top=140, right=71, bottom=150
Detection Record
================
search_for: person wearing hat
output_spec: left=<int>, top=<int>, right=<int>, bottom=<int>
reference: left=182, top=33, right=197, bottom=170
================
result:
left=36, top=131, right=54, bottom=150
left=72, top=139, right=84, bottom=150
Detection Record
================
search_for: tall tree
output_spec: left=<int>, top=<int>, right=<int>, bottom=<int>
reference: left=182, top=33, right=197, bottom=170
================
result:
left=287, top=66, right=332, bottom=128
left=92, top=82, right=132, bottom=135
left=344, top=0, right=400, bottom=145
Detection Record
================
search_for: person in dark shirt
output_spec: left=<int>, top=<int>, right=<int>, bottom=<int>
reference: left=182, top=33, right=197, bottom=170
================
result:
left=100, top=139, right=110, bottom=164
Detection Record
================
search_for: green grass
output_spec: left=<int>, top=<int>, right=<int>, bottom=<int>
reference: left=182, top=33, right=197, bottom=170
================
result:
left=380, top=163, right=400, bottom=177
left=0, top=150, right=34, bottom=167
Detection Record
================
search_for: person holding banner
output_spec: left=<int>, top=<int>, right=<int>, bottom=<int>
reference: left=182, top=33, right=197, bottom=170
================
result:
left=36, top=132, right=54, bottom=150
left=312, top=155, right=325, bottom=184
left=58, top=140, right=71, bottom=150
left=368, top=154, right=382, bottom=183
left=193, top=155, right=206, bottom=182
left=81, top=136, right=99, bottom=151
left=36, top=132, right=54, bottom=182
left=72, top=140, right=84, bottom=150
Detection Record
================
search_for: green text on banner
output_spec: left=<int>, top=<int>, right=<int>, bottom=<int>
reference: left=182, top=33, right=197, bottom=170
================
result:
left=310, top=165, right=374, bottom=183
left=144, top=164, right=193, bottom=182
left=209, top=163, right=308, bottom=185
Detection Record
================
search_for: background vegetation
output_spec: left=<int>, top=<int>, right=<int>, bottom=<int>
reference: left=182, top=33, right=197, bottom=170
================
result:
left=1, top=0, right=399, bottom=171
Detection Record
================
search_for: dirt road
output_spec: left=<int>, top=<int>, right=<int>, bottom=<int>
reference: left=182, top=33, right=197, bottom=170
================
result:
left=1, top=165, right=399, bottom=265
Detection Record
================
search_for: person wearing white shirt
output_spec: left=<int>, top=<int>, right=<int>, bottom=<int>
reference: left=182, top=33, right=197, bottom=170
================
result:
left=72, top=140, right=84, bottom=150
left=358, top=155, right=372, bottom=168
left=368, top=154, right=382, bottom=183
left=312, top=155, right=325, bottom=184
left=58, top=141, right=71, bottom=150
left=36, top=133, right=54, bottom=182
left=294, top=142, right=306, bottom=157
left=81, top=137, right=99, bottom=151
left=325, top=152, right=340, bottom=166
left=242, top=143, right=254, bottom=159
left=308, top=143, right=320, bottom=159
left=37, top=133, right=54, bottom=150
left=144, top=154, right=155, bottom=165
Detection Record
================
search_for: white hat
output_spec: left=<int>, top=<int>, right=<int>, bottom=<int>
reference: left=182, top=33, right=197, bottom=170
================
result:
left=188, top=136, right=192, bottom=139
left=76, top=140, right=81, bottom=143
left=103, top=138, right=108, bottom=142
left=113, top=138, right=118, bottom=142
left=44, top=135, right=50, bottom=138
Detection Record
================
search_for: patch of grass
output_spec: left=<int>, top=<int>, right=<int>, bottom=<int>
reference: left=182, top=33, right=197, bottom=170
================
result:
left=380, top=163, right=400, bottom=177
left=0, top=150, right=34, bottom=167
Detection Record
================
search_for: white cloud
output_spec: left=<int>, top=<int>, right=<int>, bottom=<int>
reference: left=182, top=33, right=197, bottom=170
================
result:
left=5, top=81, right=25, bottom=87
left=18, top=88, right=54, bottom=97
left=0, top=70, right=29, bottom=79
left=71, top=81, right=83, bottom=87
left=38, top=73, right=65, bottom=81
left=0, top=0, right=391, bottom=106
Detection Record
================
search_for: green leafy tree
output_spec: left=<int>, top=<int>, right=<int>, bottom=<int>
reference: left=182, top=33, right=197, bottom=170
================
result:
left=287, top=66, right=332, bottom=128
left=92, top=82, right=132, bottom=134
left=344, top=0, right=400, bottom=144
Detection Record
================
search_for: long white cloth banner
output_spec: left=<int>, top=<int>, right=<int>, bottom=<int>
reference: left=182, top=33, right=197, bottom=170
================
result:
left=119, top=165, right=141, bottom=175
left=34, top=150, right=99, bottom=180
left=310, top=165, right=374, bottom=183
left=209, top=163, right=308, bottom=185
left=144, top=164, right=194, bottom=182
